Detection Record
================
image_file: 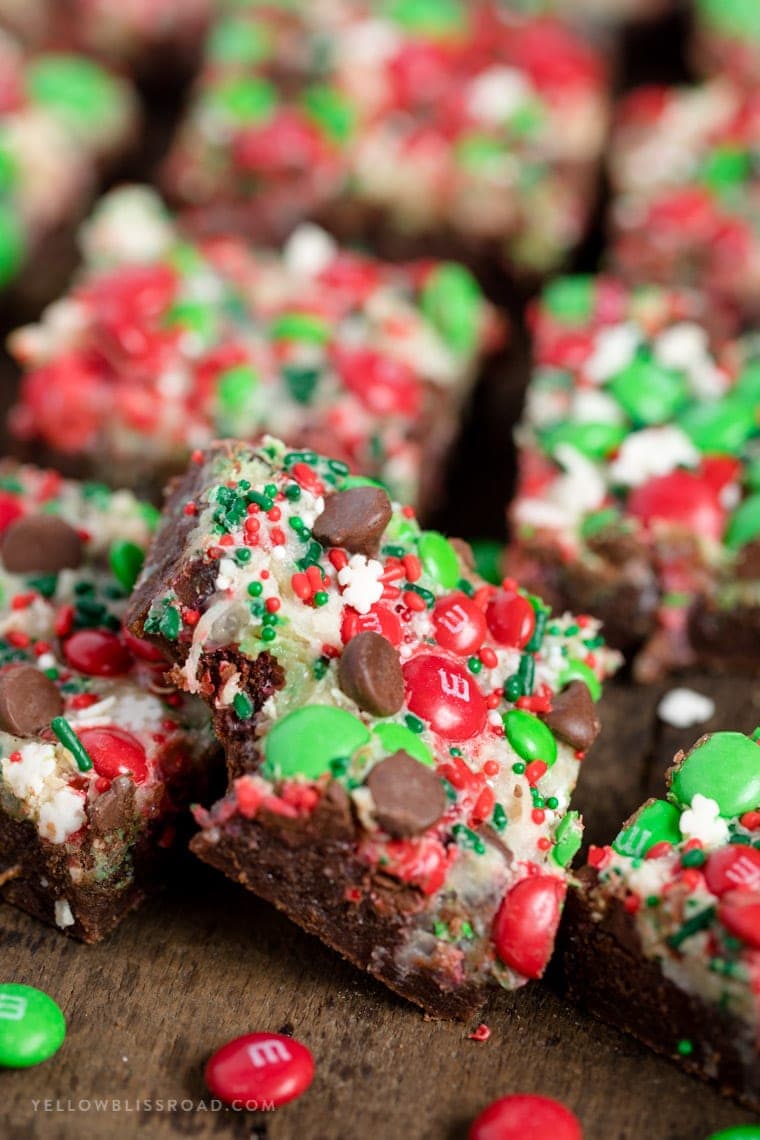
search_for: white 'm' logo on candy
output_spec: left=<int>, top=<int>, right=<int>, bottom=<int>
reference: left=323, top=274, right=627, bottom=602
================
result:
left=439, top=604, right=468, bottom=635
left=0, top=994, right=27, bottom=1021
left=438, top=669, right=470, bottom=702
left=247, top=1039, right=292, bottom=1068
left=727, top=855, right=760, bottom=890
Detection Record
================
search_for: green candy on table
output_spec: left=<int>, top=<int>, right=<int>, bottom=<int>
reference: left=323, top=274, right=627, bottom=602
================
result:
left=697, top=0, right=760, bottom=36
left=418, top=531, right=460, bottom=589
left=373, top=723, right=434, bottom=767
left=26, top=55, right=119, bottom=128
left=671, top=732, right=760, bottom=817
left=211, top=76, right=277, bottom=123
left=542, top=421, right=627, bottom=462
left=707, top=1128, right=760, bottom=1140
left=0, top=984, right=66, bottom=1068
left=503, top=708, right=558, bottom=767
left=613, top=799, right=682, bottom=858
left=0, top=201, right=25, bottom=289
left=109, top=540, right=145, bottom=593
left=542, top=276, right=595, bottom=325
left=608, top=355, right=689, bottom=426
left=680, top=396, right=758, bottom=454
left=558, top=658, right=601, bottom=702
left=552, top=811, right=582, bottom=867
left=421, top=264, right=483, bottom=355
left=264, top=705, right=371, bottom=779
left=726, top=494, right=760, bottom=550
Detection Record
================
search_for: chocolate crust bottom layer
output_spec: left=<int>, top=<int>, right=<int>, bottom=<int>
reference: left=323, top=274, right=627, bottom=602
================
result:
left=0, top=813, right=156, bottom=943
left=558, top=886, right=760, bottom=1112
left=191, top=812, right=489, bottom=1021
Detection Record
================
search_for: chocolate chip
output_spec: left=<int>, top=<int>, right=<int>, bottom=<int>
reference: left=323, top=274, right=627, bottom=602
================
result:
left=339, top=632, right=404, bottom=717
left=0, top=664, right=63, bottom=736
left=311, top=487, right=392, bottom=557
left=88, top=776, right=136, bottom=835
left=540, top=680, right=600, bottom=753
left=1, top=514, right=84, bottom=575
left=366, top=750, right=447, bottom=838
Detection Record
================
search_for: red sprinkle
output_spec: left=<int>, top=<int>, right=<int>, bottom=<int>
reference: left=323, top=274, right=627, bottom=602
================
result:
left=468, top=1023, right=491, bottom=1042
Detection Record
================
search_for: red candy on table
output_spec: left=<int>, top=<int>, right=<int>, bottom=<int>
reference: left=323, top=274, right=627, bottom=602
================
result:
left=492, top=876, right=566, bottom=979
left=77, top=727, right=148, bottom=785
left=486, top=592, right=535, bottom=649
left=432, top=594, right=487, bottom=656
left=704, top=847, right=760, bottom=897
left=205, top=1032, right=315, bottom=1109
left=403, top=654, right=487, bottom=741
left=469, top=1094, right=582, bottom=1140
left=63, top=630, right=133, bottom=677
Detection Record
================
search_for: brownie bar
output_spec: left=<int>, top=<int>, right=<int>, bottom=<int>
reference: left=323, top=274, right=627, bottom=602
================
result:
left=8, top=185, right=502, bottom=515
left=127, top=436, right=619, bottom=1017
left=507, top=274, right=760, bottom=680
left=0, top=29, right=137, bottom=300
left=559, top=729, right=760, bottom=1110
left=0, top=464, right=217, bottom=942
left=162, top=1, right=609, bottom=278
left=608, top=81, right=760, bottom=323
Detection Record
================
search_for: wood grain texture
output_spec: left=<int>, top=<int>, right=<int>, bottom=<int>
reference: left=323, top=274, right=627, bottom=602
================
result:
left=3, top=675, right=760, bottom=1140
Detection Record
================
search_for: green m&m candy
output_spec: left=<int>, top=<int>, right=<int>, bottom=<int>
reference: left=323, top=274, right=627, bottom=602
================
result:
left=558, top=658, right=601, bottom=702
left=697, top=0, right=760, bottom=36
left=211, top=76, right=277, bottom=123
left=541, top=421, right=627, bottom=462
left=208, top=18, right=272, bottom=64
left=671, top=732, right=760, bottom=817
left=552, top=811, right=582, bottom=867
left=707, top=1128, right=760, bottom=1140
left=542, top=276, right=595, bottom=324
left=470, top=539, right=503, bottom=586
left=271, top=312, right=330, bottom=345
left=503, top=708, right=557, bottom=767
left=373, top=723, right=433, bottom=767
left=263, top=705, right=370, bottom=779
left=736, top=358, right=760, bottom=401
left=418, top=531, right=460, bottom=589
left=27, top=55, right=119, bottom=127
left=421, top=263, right=483, bottom=355
left=109, top=540, right=144, bottom=593
left=726, top=494, right=760, bottom=550
left=0, top=984, right=66, bottom=1068
left=608, top=356, right=689, bottom=425
left=302, top=85, right=355, bottom=143
left=700, top=146, right=751, bottom=193
left=612, top=799, right=682, bottom=858
left=0, top=202, right=25, bottom=289
left=680, top=396, right=758, bottom=454
left=388, top=0, right=467, bottom=37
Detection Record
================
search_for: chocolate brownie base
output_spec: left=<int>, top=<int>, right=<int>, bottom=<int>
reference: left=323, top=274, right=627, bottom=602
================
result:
left=558, top=877, right=760, bottom=1111
left=191, top=804, right=487, bottom=1021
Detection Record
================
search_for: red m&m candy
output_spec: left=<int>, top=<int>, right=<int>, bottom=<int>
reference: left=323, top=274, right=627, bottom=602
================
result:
left=492, top=876, right=565, bottom=979
left=341, top=603, right=402, bottom=648
left=64, top=630, right=133, bottom=677
left=469, top=1094, right=582, bottom=1140
left=704, top=846, right=760, bottom=897
left=432, top=594, right=487, bottom=656
left=718, top=890, right=760, bottom=950
left=403, top=654, right=487, bottom=741
left=205, top=1032, right=314, bottom=1109
left=628, top=470, right=724, bottom=542
left=77, top=727, right=148, bottom=785
left=486, top=592, right=535, bottom=649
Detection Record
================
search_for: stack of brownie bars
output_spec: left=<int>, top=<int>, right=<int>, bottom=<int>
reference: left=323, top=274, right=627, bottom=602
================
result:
left=1, top=0, right=760, bottom=1119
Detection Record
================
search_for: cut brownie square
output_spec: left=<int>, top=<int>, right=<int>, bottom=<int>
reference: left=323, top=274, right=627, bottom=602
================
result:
left=162, top=1, right=609, bottom=279
left=608, top=81, right=760, bottom=323
left=126, top=436, right=619, bottom=1018
left=0, top=464, right=216, bottom=942
left=8, top=185, right=503, bottom=514
left=560, top=729, right=760, bottom=1111
left=0, top=30, right=137, bottom=302
left=507, top=274, right=760, bottom=680
left=691, top=0, right=760, bottom=89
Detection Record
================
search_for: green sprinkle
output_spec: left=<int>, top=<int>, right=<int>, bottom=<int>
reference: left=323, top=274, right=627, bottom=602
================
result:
left=51, top=716, right=92, bottom=772
left=681, top=848, right=707, bottom=868
left=261, top=627, right=277, bottom=642
left=312, top=591, right=329, bottom=607
left=512, top=762, right=526, bottom=775
left=677, top=1039, right=694, bottom=1057
left=468, top=656, right=482, bottom=674
left=235, top=547, right=252, bottom=563
left=492, top=803, right=508, bottom=831
left=159, top=606, right=181, bottom=641
left=404, top=714, right=425, bottom=734
left=248, top=581, right=263, bottom=597
left=452, top=823, right=486, bottom=855
left=668, top=907, right=716, bottom=950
